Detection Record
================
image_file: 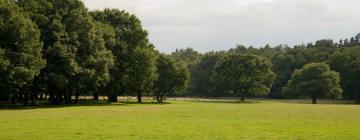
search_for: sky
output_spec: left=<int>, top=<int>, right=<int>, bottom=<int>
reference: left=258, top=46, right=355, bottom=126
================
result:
left=83, top=0, right=360, bottom=53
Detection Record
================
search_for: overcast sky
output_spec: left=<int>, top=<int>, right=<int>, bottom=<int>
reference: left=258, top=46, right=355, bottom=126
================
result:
left=84, top=0, right=360, bottom=53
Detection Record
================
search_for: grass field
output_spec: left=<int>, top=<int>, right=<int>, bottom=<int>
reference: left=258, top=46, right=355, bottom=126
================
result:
left=0, top=99, right=360, bottom=140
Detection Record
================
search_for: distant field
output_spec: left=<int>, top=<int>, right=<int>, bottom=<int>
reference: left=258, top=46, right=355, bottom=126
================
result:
left=0, top=100, right=359, bottom=140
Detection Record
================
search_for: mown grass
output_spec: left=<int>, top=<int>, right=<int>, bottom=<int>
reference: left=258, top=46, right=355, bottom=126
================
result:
left=0, top=100, right=359, bottom=140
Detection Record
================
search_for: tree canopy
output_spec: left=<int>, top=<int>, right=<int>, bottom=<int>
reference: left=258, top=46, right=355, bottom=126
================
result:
left=215, top=54, right=275, bottom=101
left=90, top=9, right=155, bottom=102
left=155, top=54, right=189, bottom=102
left=329, top=47, right=360, bottom=102
left=283, top=63, right=342, bottom=104
left=0, top=0, right=45, bottom=104
left=1, top=0, right=360, bottom=105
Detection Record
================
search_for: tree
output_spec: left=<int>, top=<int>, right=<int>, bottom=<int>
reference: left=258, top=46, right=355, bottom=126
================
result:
left=155, top=54, right=189, bottom=102
left=283, top=63, right=342, bottom=104
left=18, top=0, right=114, bottom=104
left=0, top=0, right=45, bottom=105
left=270, top=46, right=314, bottom=98
left=215, top=54, right=275, bottom=101
left=171, top=48, right=202, bottom=69
left=169, top=48, right=202, bottom=95
left=91, top=9, right=152, bottom=102
left=94, top=22, right=118, bottom=102
left=329, top=47, right=360, bottom=102
left=189, top=51, right=225, bottom=97
left=17, top=0, right=73, bottom=104
left=78, top=22, right=114, bottom=101
left=128, top=47, right=158, bottom=102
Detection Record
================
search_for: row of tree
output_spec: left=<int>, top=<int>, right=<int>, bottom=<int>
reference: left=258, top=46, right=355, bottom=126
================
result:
left=0, top=0, right=189, bottom=105
left=1, top=0, right=359, bottom=105
left=172, top=35, right=360, bottom=103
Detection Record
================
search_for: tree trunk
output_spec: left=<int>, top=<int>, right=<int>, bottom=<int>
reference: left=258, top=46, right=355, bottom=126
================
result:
left=69, top=88, right=73, bottom=104
left=240, top=93, right=245, bottom=101
left=161, top=94, right=166, bottom=102
left=354, top=88, right=360, bottom=104
left=53, top=89, right=63, bottom=105
left=23, top=92, right=29, bottom=106
left=312, top=96, right=317, bottom=104
left=156, top=92, right=161, bottom=103
left=18, top=94, right=23, bottom=103
left=58, top=89, right=64, bottom=104
left=10, top=95, right=16, bottom=104
left=65, top=87, right=72, bottom=104
left=34, top=90, right=39, bottom=101
left=39, top=93, right=44, bottom=101
left=30, top=91, right=36, bottom=106
left=107, top=85, right=118, bottom=102
left=49, top=87, right=55, bottom=104
left=75, top=88, right=80, bottom=103
left=64, top=88, right=69, bottom=104
left=137, top=92, right=142, bottom=103
left=93, top=94, right=99, bottom=100
left=54, top=90, right=59, bottom=105
left=49, top=92, right=55, bottom=104
left=44, top=93, right=48, bottom=101
left=237, top=89, right=245, bottom=101
left=108, top=92, right=117, bottom=102
left=107, top=86, right=112, bottom=102
left=111, top=95, right=117, bottom=102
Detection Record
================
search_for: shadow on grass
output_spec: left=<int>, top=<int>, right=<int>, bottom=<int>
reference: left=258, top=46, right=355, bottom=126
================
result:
left=188, top=100, right=261, bottom=104
left=0, top=100, right=171, bottom=110
left=119, top=101, right=171, bottom=105
left=266, top=99, right=358, bottom=105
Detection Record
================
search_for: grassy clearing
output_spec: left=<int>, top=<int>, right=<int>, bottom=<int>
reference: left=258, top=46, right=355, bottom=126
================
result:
left=0, top=100, right=359, bottom=140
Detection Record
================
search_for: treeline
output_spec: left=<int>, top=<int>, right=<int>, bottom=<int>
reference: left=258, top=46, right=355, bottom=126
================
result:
left=0, top=0, right=189, bottom=105
left=171, top=35, right=360, bottom=103
left=1, top=0, right=360, bottom=105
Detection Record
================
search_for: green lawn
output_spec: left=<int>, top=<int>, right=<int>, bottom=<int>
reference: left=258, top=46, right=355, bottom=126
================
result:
left=0, top=100, right=360, bottom=140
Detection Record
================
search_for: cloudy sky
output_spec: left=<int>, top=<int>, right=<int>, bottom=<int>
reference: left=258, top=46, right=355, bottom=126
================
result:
left=84, top=0, right=360, bottom=53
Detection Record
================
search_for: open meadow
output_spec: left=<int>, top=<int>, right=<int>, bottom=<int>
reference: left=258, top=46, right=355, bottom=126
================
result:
left=2, top=0, right=360, bottom=140
left=1, top=99, right=359, bottom=140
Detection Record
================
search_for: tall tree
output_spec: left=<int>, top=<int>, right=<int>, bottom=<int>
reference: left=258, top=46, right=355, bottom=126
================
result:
left=0, top=0, right=45, bottom=105
left=189, top=51, right=225, bottom=97
left=283, top=62, right=342, bottom=104
left=170, top=48, right=202, bottom=95
left=155, top=54, right=189, bottom=102
left=128, top=47, right=158, bottom=103
left=94, top=22, right=117, bottom=102
left=329, top=47, right=360, bottom=102
left=215, top=54, right=275, bottom=101
left=18, top=0, right=114, bottom=104
left=171, top=48, right=202, bottom=69
left=91, top=9, right=152, bottom=102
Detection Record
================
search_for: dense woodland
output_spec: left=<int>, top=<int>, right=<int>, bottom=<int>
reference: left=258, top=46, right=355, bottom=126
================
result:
left=1, top=0, right=360, bottom=105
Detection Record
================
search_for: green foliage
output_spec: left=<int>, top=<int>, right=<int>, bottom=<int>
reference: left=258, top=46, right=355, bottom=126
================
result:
left=171, top=48, right=202, bottom=69
left=15, top=0, right=114, bottom=104
left=155, top=54, right=189, bottom=102
left=0, top=0, right=359, bottom=105
left=329, top=47, right=360, bottom=102
left=270, top=46, right=314, bottom=98
left=215, top=54, right=275, bottom=101
left=169, top=48, right=202, bottom=95
left=283, top=63, right=342, bottom=104
left=90, top=9, right=149, bottom=51
left=91, top=9, right=154, bottom=102
left=0, top=0, right=45, bottom=100
left=127, top=47, right=158, bottom=102
left=79, top=24, right=114, bottom=88
left=189, top=51, right=226, bottom=97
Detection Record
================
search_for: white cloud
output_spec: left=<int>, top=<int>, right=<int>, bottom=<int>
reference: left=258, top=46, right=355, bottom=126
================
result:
left=84, top=0, right=360, bottom=53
